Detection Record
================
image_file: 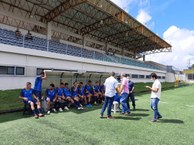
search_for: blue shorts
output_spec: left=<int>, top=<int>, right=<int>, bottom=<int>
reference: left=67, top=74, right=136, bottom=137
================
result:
left=34, top=90, right=42, bottom=100
left=24, top=99, right=37, bottom=105
left=47, top=97, right=55, bottom=102
left=114, top=94, right=120, bottom=102
left=71, top=94, right=78, bottom=99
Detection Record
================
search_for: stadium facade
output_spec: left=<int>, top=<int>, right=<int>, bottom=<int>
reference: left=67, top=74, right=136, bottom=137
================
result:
left=0, top=0, right=172, bottom=90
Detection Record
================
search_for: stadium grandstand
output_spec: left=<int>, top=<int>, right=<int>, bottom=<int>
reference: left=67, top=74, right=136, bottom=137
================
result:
left=0, top=0, right=172, bottom=90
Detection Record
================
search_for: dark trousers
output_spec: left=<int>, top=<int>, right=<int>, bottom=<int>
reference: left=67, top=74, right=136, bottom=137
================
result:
left=127, top=93, right=135, bottom=109
left=101, top=96, right=114, bottom=117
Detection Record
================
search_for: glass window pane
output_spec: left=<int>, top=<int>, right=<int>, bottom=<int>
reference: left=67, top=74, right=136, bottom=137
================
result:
left=16, top=67, right=24, bottom=75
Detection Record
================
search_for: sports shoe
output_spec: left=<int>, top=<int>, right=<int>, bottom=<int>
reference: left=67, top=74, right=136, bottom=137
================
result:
left=111, top=109, right=114, bottom=112
left=100, top=115, right=104, bottom=118
left=64, top=106, right=70, bottom=111
left=151, top=119, right=157, bottom=123
left=59, top=108, right=63, bottom=112
left=107, top=116, right=114, bottom=119
left=52, top=108, right=57, bottom=112
left=80, top=107, right=84, bottom=110
left=34, top=115, right=39, bottom=119
left=157, top=116, right=162, bottom=120
left=38, top=114, right=45, bottom=117
left=77, top=107, right=81, bottom=110
left=47, top=111, right=50, bottom=115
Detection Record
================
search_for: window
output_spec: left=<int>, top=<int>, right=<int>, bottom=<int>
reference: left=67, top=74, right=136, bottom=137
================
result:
left=139, top=75, right=145, bottom=79
left=146, top=75, right=150, bottom=79
left=162, top=76, right=166, bottom=79
left=158, top=76, right=162, bottom=79
left=16, top=67, right=25, bottom=75
left=132, top=74, right=138, bottom=78
left=0, top=66, right=14, bottom=75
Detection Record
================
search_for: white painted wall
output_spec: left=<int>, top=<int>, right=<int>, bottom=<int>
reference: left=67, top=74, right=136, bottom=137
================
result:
left=166, top=73, right=175, bottom=82
left=0, top=44, right=167, bottom=90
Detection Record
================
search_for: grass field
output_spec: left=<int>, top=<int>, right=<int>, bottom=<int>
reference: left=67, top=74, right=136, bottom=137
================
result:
left=0, top=85, right=194, bottom=145
left=0, top=82, right=177, bottom=112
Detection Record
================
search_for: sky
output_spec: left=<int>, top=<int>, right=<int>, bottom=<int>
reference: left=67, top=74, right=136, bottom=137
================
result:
left=110, top=0, right=194, bottom=70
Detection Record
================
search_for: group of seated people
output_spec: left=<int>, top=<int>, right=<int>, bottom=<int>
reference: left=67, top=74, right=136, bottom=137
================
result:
left=19, top=80, right=105, bottom=118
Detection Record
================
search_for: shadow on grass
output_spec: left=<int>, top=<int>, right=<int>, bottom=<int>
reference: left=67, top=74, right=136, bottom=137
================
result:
left=0, top=112, right=31, bottom=123
left=134, top=108, right=150, bottom=112
left=70, top=105, right=102, bottom=114
left=130, top=113, right=149, bottom=117
left=158, top=119, right=184, bottom=124
left=114, top=116, right=142, bottom=121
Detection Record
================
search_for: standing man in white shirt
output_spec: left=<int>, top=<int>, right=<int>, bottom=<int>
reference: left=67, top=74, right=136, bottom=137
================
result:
left=100, top=72, right=119, bottom=119
left=146, top=73, right=162, bottom=122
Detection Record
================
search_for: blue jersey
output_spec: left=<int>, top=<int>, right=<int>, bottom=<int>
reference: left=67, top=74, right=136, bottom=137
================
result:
left=78, top=86, right=85, bottom=95
left=64, top=87, right=71, bottom=97
left=85, top=85, right=94, bottom=94
left=94, top=85, right=100, bottom=92
left=57, top=88, right=64, bottom=97
left=20, top=88, right=34, bottom=101
left=46, top=89, right=57, bottom=100
left=34, top=76, right=42, bottom=91
left=128, top=81, right=134, bottom=92
left=100, top=85, right=105, bottom=93
left=71, top=86, right=79, bottom=96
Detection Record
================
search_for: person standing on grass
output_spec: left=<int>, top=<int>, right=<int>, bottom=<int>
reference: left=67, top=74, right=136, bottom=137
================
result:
left=34, top=70, right=47, bottom=101
left=127, top=76, right=136, bottom=110
left=100, top=72, right=119, bottom=119
left=146, top=73, right=162, bottom=122
left=119, top=73, right=130, bottom=115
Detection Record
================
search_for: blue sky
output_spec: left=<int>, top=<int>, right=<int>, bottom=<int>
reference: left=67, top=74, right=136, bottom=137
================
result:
left=110, top=0, right=194, bottom=69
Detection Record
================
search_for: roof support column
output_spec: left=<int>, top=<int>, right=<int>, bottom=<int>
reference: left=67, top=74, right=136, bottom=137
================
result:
left=133, top=52, right=136, bottom=59
left=105, top=43, right=108, bottom=54
left=82, top=35, right=86, bottom=48
left=47, top=22, right=52, bottom=51
left=143, top=55, right=146, bottom=62
left=121, top=48, right=124, bottom=56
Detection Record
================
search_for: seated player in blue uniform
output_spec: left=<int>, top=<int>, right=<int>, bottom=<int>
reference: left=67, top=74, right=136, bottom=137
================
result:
left=85, top=80, right=94, bottom=107
left=57, top=83, right=70, bottom=111
left=94, top=81, right=103, bottom=104
left=34, top=70, right=47, bottom=101
left=78, top=82, right=87, bottom=105
left=19, top=82, right=44, bottom=119
left=71, top=82, right=84, bottom=110
left=45, top=83, right=58, bottom=114
left=64, top=83, right=82, bottom=110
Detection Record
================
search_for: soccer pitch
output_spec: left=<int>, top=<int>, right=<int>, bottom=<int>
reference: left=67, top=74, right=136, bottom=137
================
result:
left=0, top=86, right=194, bottom=145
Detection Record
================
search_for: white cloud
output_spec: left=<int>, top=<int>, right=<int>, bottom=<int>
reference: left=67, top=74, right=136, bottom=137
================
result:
left=136, top=9, right=152, bottom=25
left=146, top=26, right=194, bottom=70
left=110, top=0, right=134, bottom=12
left=139, top=0, right=150, bottom=7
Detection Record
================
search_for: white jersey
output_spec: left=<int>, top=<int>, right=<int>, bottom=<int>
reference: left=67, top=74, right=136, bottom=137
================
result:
left=151, top=79, right=161, bottom=99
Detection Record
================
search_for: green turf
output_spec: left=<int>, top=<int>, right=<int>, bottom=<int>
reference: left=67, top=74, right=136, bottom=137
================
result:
left=0, top=86, right=194, bottom=145
left=0, top=82, right=177, bottom=112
